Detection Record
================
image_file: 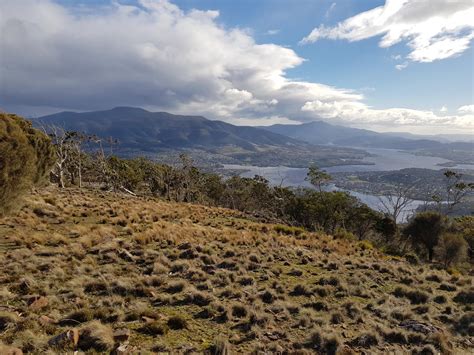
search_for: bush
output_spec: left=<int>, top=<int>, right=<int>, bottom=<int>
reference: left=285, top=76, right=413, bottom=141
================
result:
left=393, top=287, right=430, bottom=304
left=403, top=212, right=446, bottom=261
left=167, top=315, right=187, bottom=330
left=434, top=233, right=468, bottom=268
left=453, top=289, right=474, bottom=304
left=0, top=113, right=55, bottom=216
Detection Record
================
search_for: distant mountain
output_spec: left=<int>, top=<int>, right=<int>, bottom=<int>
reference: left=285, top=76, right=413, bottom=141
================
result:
left=383, top=132, right=473, bottom=143
left=262, top=121, right=472, bottom=151
left=36, top=107, right=305, bottom=151
left=34, top=107, right=369, bottom=168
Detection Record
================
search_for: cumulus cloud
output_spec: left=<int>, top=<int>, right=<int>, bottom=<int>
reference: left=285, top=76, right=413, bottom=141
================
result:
left=301, top=0, right=474, bottom=63
left=458, top=105, right=474, bottom=114
left=302, top=100, right=474, bottom=131
left=0, top=0, right=471, bottom=133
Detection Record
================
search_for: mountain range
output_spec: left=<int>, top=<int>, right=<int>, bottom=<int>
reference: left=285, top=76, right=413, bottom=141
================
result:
left=35, top=107, right=473, bottom=166
left=261, top=121, right=472, bottom=151
left=34, top=107, right=368, bottom=168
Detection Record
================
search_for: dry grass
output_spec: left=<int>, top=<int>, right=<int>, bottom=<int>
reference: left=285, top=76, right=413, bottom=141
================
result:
left=0, top=186, right=472, bottom=353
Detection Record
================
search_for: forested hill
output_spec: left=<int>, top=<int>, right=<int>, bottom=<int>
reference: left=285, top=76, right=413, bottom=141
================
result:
left=263, top=120, right=473, bottom=151
left=36, top=107, right=308, bottom=151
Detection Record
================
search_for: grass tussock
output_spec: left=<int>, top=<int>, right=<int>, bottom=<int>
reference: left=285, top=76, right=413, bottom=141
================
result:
left=0, top=186, right=471, bottom=353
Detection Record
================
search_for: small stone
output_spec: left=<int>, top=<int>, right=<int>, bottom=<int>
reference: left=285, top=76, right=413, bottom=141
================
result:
left=38, top=315, right=56, bottom=326
left=113, top=344, right=135, bottom=355
left=113, top=328, right=130, bottom=342
left=48, top=329, right=79, bottom=348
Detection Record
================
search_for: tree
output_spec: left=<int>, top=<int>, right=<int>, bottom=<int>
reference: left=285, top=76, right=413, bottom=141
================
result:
left=378, top=183, right=415, bottom=223
left=443, top=170, right=474, bottom=213
left=0, top=113, right=55, bottom=216
left=403, top=211, right=446, bottom=261
left=434, top=233, right=468, bottom=268
left=306, top=165, right=332, bottom=193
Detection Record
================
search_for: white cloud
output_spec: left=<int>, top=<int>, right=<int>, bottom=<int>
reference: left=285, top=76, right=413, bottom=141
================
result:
left=440, top=105, right=448, bottom=113
left=302, top=100, right=474, bottom=131
left=301, top=0, right=474, bottom=63
left=395, top=62, right=408, bottom=70
left=325, top=3, right=336, bottom=19
left=458, top=104, right=474, bottom=114
left=0, top=0, right=471, bottom=134
left=265, top=29, right=280, bottom=35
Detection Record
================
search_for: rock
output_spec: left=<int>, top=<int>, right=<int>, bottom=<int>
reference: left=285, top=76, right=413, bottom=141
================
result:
left=48, top=329, right=79, bottom=348
left=399, top=320, right=440, bottom=334
left=113, top=328, right=130, bottom=343
left=113, top=343, right=137, bottom=355
left=38, top=315, right=56, bottom=326
left=28, top=296, right=48, bottom=311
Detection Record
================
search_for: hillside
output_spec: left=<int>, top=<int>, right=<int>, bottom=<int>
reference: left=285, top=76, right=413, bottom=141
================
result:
left=263, top=121, right=474, bottom=161
left=34, top=107, right=369, bottom=168
left=0, top=187, right=472, bottom=353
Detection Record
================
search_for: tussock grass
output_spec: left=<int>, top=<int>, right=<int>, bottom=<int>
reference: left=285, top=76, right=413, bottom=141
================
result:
left=0, top=187, right=470, bottom=353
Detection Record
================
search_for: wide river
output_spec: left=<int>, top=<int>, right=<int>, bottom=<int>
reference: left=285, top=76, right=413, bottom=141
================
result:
left=223, top=148, right=474, bottom=221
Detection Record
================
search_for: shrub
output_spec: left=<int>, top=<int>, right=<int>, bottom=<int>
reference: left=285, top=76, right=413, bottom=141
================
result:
left=434, top=233, right=468, bottom=268
left=0, top=311, right=18, bottom=331
left=207, top=337, right=231, bottom=355
left=231, top=304, right=248, bottom=318
left=274, top=225, right=304, bottom=236
left=350, top=333, right=379, bottom=348
left=405, top=253, right=420, bottom=265
left=140, top=321, right=169, bottom=335
left=167, top=315, right=187, bottom=330
left=393, top=287, right=430, bottom=304
left=403, top=212, right=446, bottom=261
left=453, top=288, right=474, bottom=304
left=0, top=113, right=55, bottom=216
left=455, top=312, right=474, bottom=335
left=304, top=330, right=340, bottom=354
left=291, top=284, right=312, bottom=297
left=77, top=321, right=115, bottom=352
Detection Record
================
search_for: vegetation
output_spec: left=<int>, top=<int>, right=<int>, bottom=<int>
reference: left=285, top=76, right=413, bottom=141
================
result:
left=0, top=115, right=472, bottom=353
left=0, top=187, right=472, bottom=353
left=0, top=113, right=55, bottom=216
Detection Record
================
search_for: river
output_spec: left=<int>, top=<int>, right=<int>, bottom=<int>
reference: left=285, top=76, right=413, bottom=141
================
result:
left=223, top=148, right=473, bottom=221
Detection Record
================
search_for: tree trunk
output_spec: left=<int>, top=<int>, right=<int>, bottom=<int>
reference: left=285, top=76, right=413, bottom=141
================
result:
left=58, top=167, right=65, bottom=188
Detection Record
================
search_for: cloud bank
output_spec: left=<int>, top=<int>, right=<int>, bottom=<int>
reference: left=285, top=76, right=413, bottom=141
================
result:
left=301, top=0, right=474, bottom=63
left=0, top=0, right=472, bottom=133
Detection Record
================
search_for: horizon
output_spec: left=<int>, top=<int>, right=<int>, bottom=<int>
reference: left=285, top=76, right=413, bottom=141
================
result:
left=0, top=0, right=473, bottom=135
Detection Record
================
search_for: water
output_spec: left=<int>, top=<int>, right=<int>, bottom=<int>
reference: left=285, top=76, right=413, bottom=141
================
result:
left=222, top=148, right=472, bottom=221
left=325, top=148, right=474, bottom=173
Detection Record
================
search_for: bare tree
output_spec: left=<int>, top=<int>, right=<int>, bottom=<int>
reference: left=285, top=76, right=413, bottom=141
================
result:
left=48, top=125, right=69, bottom=188
left=378, top=183, right=415, bottom=223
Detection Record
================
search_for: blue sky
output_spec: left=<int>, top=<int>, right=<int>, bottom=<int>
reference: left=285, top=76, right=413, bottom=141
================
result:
left=1, top=0, right=473, bottom=133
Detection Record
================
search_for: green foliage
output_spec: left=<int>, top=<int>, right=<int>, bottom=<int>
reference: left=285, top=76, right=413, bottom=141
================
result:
left=306, top=165, right=331, bottom=192
left=434, top=233, right=468, bottom=268
left=0, top=113, right=55, bottom=216
left=403, top=211, right=446, bottom=261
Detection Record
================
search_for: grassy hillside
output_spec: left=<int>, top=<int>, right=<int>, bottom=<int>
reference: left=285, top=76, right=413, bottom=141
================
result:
left=0, top=187, right=472, bottom=353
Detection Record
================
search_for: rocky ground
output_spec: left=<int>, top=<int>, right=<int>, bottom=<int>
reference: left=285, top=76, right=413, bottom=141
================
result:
left=0, top=187, right=472, bottom=354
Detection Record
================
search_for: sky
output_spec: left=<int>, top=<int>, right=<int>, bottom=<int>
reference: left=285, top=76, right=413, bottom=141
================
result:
left=0, top=0, right=473, bottom=134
